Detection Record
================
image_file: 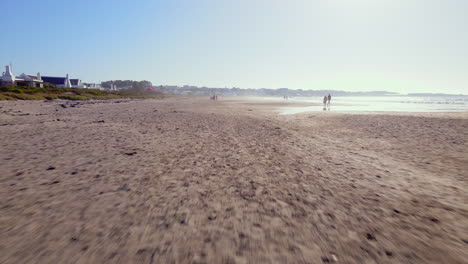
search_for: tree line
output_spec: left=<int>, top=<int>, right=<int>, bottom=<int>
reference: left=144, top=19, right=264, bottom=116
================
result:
left=101, top=80, right=152, bottom=92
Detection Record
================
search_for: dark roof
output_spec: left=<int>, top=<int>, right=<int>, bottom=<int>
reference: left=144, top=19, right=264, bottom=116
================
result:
left=41, top=76, right=64, bottom=85
left=42, top=76, right=80, bottom=86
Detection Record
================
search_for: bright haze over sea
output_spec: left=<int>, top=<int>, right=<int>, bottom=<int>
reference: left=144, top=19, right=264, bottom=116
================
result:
left=1, top=0, right=467, bottom=94
left=278, top=95, right=468, bottom=114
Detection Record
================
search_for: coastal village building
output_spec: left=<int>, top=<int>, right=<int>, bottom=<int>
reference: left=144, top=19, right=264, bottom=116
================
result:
left=1, top=64, right=110, bottom=90
left=41, top=75, right=103, bottom=89
left=0, top=65, right=43, bottom=87
left=41, top=74, right=83, bottom=88
left=1, top=65, right=90, bottom=88
left=109, top=84, right=118, bottom=90
left=84, top=83, right=103, bottom=90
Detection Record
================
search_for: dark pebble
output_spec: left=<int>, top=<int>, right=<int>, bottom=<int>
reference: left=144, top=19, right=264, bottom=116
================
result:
left=117, top=184, right=131, bottom=192
left=136, top=248, right=148, bottom=254
left=366, top=233, right=376, bottom=240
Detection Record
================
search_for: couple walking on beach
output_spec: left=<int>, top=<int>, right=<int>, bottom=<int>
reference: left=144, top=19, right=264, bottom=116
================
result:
left=323, top=94, right=331, bottom=110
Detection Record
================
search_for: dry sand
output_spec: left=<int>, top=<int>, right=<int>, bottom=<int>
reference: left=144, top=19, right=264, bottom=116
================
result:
left=0, top=98, right=467, bottom=264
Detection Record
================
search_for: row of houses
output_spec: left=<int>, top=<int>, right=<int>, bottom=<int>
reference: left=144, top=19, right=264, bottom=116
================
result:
left=0, top=65, right=102, bottom=89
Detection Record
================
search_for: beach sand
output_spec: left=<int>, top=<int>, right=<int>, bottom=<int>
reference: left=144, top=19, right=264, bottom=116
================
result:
left=0, top=98, right=467, bottom=264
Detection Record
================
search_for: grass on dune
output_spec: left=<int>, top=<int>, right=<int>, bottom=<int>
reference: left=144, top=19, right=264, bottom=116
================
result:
left=0, top=86, right=166, bottom=101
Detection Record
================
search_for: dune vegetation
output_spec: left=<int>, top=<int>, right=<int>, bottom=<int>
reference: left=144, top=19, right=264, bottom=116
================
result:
left=0, top=86, right=165, bottom=101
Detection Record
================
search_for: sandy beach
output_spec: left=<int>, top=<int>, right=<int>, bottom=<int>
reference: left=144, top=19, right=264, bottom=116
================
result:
left=0, top=97, right=467, bottom=264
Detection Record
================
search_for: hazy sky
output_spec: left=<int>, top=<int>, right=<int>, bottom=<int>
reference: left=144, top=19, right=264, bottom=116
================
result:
left=1, top=0, right=467, bottom=94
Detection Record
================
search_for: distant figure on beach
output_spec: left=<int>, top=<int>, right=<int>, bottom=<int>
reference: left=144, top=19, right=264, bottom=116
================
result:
left=327, top=94, right=331, bottom=110
left=323, top=96, right=327, bottom=110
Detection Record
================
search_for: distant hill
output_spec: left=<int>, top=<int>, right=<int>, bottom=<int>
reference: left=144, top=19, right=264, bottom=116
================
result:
left=155, top=85, right=400, bottom=97
left=407, top=93, right=468, bottom=97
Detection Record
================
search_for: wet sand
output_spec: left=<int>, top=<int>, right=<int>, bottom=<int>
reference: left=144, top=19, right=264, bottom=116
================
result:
left=0, top=98, right=467, bottom=264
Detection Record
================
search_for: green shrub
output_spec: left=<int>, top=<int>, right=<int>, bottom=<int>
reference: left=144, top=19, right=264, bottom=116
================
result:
left=24, top=87, right=47, bottom=94
left=58, top=94, right=89, bottom=100
left=0, top=86, right=14, bottom=92
left=5, top=92, right=45, bottom=100
left=0, top=94, right=16, bottom=100
left=71, top=89, right=85, bottom=95
left=10, top=88, right=24, bottom=94
left=85, top=89, right=105, bottom=96
left=43, top=94, right=60, bottom=100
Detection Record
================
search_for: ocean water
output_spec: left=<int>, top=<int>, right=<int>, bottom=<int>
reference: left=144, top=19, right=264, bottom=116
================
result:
left=279, top=96, right=468, bottom=114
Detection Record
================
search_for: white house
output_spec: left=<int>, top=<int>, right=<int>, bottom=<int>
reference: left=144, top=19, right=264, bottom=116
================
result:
left=0, top=65, right=44, bottom=87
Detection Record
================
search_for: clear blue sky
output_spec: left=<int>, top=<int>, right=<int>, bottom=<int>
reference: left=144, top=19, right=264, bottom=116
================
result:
left=1, top=0, right=467, bottom=94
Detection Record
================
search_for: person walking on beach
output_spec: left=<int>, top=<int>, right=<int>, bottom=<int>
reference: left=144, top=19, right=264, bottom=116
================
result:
left=327, top=94, right=331, bottom=110
left=323, top=95, right=327, bottom=110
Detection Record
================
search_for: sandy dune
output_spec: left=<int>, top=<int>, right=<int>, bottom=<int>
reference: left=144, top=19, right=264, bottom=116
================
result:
left=0, top=98, right=467, bottom=264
